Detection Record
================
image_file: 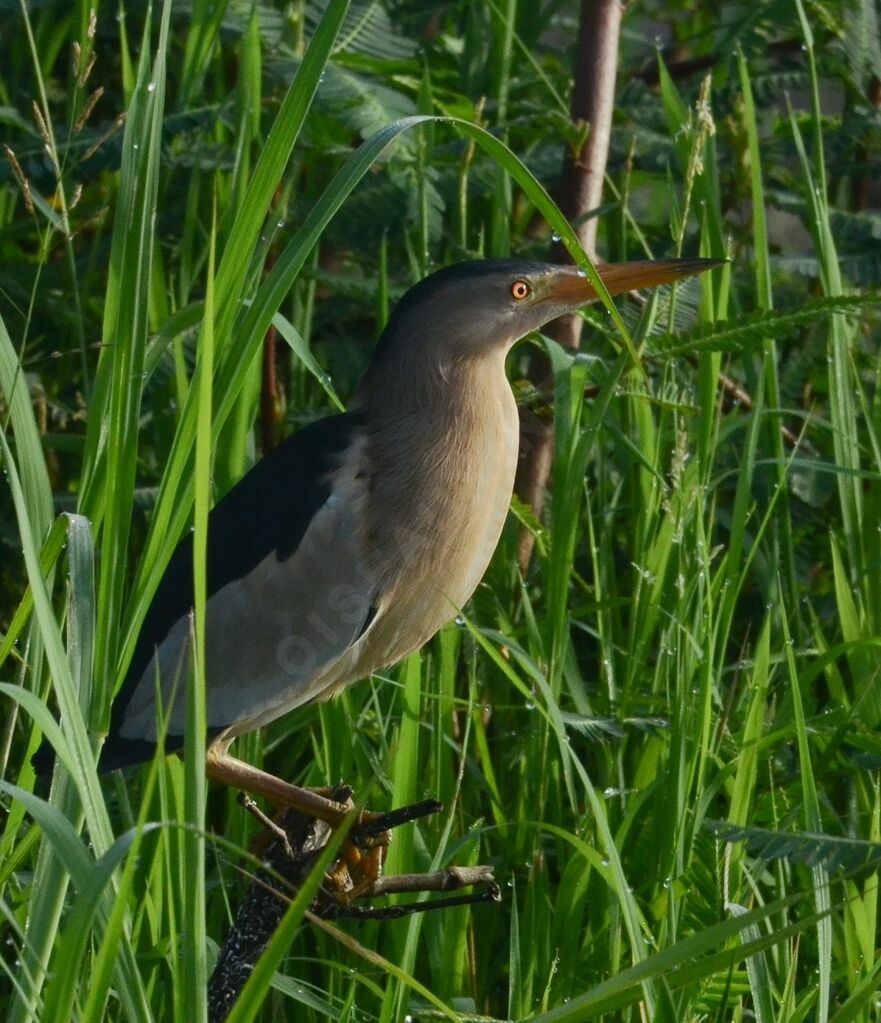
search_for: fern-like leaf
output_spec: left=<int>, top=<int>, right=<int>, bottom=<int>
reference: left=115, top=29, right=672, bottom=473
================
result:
left=561, top=713, right=669, bottom=741
left=647, top=294, right=880, bottom=358
left=706, top=820, right=881, bottom=872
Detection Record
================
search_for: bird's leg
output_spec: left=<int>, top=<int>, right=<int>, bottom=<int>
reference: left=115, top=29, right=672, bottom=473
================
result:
left=208, top=745, right=451, bottom=901
left=207, top=742, right=398, bottom=896
left=205, top=744, right=354, bottom=825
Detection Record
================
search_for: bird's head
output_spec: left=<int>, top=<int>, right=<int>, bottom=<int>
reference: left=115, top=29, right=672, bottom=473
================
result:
left=370, top=257, right=720, bottom=367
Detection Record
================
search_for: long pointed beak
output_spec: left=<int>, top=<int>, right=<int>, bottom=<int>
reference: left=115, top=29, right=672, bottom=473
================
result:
left=546, top=257, right=723, bottom=307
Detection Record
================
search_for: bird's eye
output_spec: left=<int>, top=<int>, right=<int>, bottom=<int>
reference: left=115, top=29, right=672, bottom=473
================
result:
left=510, top=280, right=531, bottom=301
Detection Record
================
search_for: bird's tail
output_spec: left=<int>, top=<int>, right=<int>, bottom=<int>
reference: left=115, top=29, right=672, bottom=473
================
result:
left=31, top=739, right=56, bottom=778
left=31, top=734, right=162, bottom=776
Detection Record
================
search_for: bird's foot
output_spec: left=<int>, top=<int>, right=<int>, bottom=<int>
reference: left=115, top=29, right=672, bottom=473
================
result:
left=239, top=785, right=406, bottom=894
left=322, top=798, right=443, bottom=903
left=239, top=791, right=499, bottom=916
left=319, top=799, right=501, bottom=917
left=318, top=865, right=502, bottom=920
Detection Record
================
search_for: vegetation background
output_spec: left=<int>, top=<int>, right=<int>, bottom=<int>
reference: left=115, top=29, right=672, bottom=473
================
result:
left=1, top=0, right=881, bottom=1020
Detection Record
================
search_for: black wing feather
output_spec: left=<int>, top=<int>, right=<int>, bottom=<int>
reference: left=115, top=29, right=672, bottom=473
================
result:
left=33, top=410, right=364, bottom=776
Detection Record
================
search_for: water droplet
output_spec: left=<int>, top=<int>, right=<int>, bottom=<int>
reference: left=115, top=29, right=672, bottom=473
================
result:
left=276, top=219, right=285, bottom=228
left=551, top=232, right=560, bottom=242
left=147, top=81, right=156, bottom=93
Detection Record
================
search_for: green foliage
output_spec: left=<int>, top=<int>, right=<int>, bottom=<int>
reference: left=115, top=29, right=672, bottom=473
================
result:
left=2, top=1, right=881, bottom=1021
left=707, top=821, right=881, bottom=873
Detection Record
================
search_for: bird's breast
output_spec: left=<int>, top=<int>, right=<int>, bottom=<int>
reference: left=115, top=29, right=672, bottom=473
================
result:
left=351, top=361, right=519, bottom=674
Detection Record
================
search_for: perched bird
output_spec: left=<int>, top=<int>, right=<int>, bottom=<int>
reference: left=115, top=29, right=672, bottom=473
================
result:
left=38, top=256, right=717, bottom=822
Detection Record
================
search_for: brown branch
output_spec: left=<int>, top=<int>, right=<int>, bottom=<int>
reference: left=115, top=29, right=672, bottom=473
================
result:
left=359, top=864, right=496, bottom=898
left=515, top=0, right=625, bottom=571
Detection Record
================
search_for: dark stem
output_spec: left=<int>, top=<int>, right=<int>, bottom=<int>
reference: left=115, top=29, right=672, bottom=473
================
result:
left=515, top=0, right=625, bottom=571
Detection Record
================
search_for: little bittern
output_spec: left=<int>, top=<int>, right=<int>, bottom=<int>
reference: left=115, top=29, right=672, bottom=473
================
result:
left=37, top=256, right=718, bottom=823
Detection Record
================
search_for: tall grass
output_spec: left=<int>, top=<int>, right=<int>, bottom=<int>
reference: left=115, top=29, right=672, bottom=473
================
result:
left=2, top=1, right=881, bottom=1021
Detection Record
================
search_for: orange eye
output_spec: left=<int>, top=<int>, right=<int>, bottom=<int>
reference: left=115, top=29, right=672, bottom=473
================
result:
left=510, top=280, right=531, bottom=301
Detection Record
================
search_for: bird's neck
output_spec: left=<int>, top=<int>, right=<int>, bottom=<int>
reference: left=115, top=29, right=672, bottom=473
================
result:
left=356, top=344, right=511, bottom=421
left=357, top=344, right=519, bottom=530
left=355, top=345, right=520, bottom=611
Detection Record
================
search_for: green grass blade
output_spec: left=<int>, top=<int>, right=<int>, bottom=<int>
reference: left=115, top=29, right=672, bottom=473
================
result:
left=82, top=0, right=174, bottom=725
left=183, top=191, right=216, bottom=1022
left=782, top=601, right=831, bottom=1022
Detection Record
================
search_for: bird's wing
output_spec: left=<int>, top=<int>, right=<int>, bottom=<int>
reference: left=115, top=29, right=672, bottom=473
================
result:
left=99, top=410, right=375, bottom=770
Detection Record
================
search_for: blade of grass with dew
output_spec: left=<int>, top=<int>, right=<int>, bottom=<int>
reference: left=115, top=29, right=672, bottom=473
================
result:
left=0, top=519, right=68, bottom=673
left=209, top=3, right=266, bottom=495
left=544, top=335, right=592, bottom=694
left=272, top=310, right=345, bottom=410
left=378, top=652, right=424, bottom=1023
left=115, top=0, right=352, bottom=702
left=65, top=515, right=152, bottom=1023
left=182, top=192, right=216, bottom=1022
left=2, top=442, right=149, bottom=1023
left=470, top=622, right=659, bottom=1013
left=725, top=616, right=771, bottom=898
left=0, top=310, right=56, bottom=864
left=18, top=1, right=89, bottom=391
left=42, top=823, right=162, bottom=1023
left=4, top=517, right=93, bottom=1023
left=726, top=902, right=774, bottom=1023
left=80, top=0, right=173, bottom=732
left=831, top=535, right=881, bottom=721
left=791, top=1, right=864, bottom=583
left=0, top=318, right=52, bottom=535
left=178, top=0, right=230, bottom=107
left=527, top=894, right=825, bottom=1022
left=781, top=598, right=831, bottom=1023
